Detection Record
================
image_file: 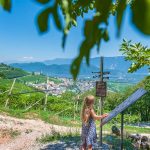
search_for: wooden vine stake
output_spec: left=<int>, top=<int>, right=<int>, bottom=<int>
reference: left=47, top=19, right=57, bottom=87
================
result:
left=5, top=78, right=16, bottom=108
left=44, top=76, right=49, bottom=111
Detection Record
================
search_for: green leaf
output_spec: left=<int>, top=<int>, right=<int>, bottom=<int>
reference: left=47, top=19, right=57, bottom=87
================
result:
left=72, top=19, right=77, bottom=26
left=36, top=0, right=50, bottom=4
left=89, top=3, right=94, bottom=10
left=103, top=29, right=109, bottom=41
left=70, top=38, right=93, bottom=80
left=0, top=0, right=11, bottom=12
left=95, top=0, right=112, bottom=23
left=84, top=20, right=93, bottom=37
left=132, top=0, right=150, bottom=35
left=70, top=57, right=82, bottom=80
left=116, top=0, right=127, bottom=36
left=52, top=4, right=62, bottom=31
left=62, top=33, right=67, bottom=49
left=37, top=7, right=52, bottom=33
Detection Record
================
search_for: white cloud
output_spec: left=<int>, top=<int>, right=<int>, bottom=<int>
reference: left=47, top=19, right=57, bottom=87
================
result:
left=22, top=56, right=34, bottom=60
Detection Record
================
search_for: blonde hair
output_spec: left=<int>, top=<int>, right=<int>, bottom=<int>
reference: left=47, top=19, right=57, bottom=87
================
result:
left=81, top=95, right=95, bottom=123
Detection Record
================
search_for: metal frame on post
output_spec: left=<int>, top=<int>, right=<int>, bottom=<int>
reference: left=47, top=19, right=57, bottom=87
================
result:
left=121, top=112, right=124, bottom=150
left=101, top=88, right=147, bottom=149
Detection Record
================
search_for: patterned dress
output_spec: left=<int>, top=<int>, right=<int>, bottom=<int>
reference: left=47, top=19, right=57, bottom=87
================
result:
left=81, top=116, right=97, bottom=148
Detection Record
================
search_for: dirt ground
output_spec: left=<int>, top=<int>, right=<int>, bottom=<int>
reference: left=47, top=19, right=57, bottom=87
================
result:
left=0, top=114, right=80, bottom=150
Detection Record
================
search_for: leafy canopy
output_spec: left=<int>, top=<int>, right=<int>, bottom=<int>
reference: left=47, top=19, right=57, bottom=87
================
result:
left=120, top=40, right=150, bottom=73
left=0, top=0, right=150, bottom=79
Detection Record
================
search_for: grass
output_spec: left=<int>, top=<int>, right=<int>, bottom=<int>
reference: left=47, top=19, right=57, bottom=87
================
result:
left=0, top=128, right=20, bottom=138
left=9, top=129, right=20, bottom=138
left=123, top=125, right=150, bottom=133
left=37, top=127, right=80, bottom=144
left=101, top=122, right=150, bottom=134
left=38, top=133, right=81, bottom=143
left=0, top=107, right=81, bottom=127
left=0, top=107, right=149, bottom=134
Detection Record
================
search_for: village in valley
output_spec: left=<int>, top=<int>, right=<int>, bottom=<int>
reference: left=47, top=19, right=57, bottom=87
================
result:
left=26, top=76, right=95, bottom=96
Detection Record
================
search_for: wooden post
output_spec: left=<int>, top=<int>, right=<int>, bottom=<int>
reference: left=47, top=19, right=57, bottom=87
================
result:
left=73, top=100, right=76, bottom=120
left=44, top=76, right=49, bottom=111
left=76, top=99, right=78, bottom=112
left=121, top=112, right=124, bottom=150
left=93, top=57, right=109, bottom=148
left=5, top=78, right=16, bottom=108
left=73, top=95, right=80, bottom=120
left=44, top=93, right=48, bottom=111
left=100, top=56, right=103, bottom=147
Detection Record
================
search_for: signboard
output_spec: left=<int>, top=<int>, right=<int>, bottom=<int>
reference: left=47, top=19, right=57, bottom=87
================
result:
left=96, top=81, right=107, bottom=97
left=101, top=88, right=147, bottom=126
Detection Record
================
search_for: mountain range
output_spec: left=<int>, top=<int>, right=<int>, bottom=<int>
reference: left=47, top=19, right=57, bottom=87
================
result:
left=44, top=56, right=148, bottom=73
left=10, top=56, right=149, bottom=82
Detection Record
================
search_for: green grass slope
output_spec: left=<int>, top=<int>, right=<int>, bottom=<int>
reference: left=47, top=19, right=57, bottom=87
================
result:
left=0, top=63, right=28, bottom=79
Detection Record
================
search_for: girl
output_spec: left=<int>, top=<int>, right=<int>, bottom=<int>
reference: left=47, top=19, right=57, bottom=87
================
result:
left=81, top=95, right=108, bottom=150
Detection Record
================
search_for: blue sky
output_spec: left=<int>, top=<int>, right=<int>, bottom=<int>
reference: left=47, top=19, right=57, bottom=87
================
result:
left=0, top=0, right=150, bottom=62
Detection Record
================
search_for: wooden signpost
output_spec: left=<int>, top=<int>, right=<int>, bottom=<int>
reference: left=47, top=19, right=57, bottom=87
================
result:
left=96, top=81, right=107, bottom=97
left=93, top=57, right=110, bottom=148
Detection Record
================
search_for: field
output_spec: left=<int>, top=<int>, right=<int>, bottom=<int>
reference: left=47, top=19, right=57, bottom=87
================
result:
left=19, top=75, right=62, bottom=84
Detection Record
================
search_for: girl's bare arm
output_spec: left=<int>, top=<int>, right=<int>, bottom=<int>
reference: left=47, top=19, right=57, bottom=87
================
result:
left=90, top=109, right=108, bottom=120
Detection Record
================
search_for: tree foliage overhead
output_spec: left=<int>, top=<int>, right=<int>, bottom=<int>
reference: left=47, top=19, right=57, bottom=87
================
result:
left=120, top=40, right=150, bottom=73
left=0, top=0, right=150, bottom=79
left=0, top=0, right=11, bottom=12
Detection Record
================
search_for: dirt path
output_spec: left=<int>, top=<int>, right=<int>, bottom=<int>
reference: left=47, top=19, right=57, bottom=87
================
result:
left=0, top=114, right=80, bottom=150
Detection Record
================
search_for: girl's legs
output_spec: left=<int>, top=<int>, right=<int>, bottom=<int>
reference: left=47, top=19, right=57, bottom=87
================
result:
left=81, top=143, right=86, bottom=150
left=80, top=139, right=86, bottom=150
left=88, top=145, right=92, bottom=150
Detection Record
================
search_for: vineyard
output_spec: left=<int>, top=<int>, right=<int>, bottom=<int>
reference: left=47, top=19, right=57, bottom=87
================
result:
left=0, top=64, right=149, bottom=124
left=0, top=63, right=28, bottom=79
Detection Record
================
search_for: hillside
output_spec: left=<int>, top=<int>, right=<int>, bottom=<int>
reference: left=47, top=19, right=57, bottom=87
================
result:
left=19, top=75, right=62, bottom=84
left=0, top=63, right=28, bottom=79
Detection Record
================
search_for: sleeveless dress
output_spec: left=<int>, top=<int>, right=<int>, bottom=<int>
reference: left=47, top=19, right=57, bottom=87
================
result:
left=81, top=116, right=97, bottom=147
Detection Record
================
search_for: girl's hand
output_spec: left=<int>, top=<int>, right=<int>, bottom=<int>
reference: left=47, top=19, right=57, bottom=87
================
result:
left=101, top=113, right=108, bottom=119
